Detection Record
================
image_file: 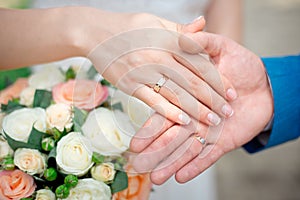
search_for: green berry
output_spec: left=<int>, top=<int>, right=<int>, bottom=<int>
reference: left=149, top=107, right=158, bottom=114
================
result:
left=64, top=174, right=78, bottom=188
left=44, top=167, right=58, bottom=181
left=55, top=185, right=70, bottom=199
left=41, top=137, right=55, bottom=151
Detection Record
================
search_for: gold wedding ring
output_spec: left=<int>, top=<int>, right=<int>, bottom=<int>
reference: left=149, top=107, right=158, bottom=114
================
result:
left=153, top=77, right=167, bottom=93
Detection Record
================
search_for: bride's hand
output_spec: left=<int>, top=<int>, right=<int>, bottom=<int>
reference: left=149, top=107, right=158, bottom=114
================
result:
left=75, top=7, right=237, bottom=125
left=130, top=32, right=273, bottom=184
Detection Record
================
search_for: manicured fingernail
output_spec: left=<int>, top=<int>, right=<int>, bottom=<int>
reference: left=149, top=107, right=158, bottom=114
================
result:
left=207, top=113, right=221, bottom=126
left=222, top=104, right=234, bottom=117
left=226, top=88, right=237, bottom=100
left=193, top=15, right=203, bottom=22
left=178, top=113, right=191, bottom=125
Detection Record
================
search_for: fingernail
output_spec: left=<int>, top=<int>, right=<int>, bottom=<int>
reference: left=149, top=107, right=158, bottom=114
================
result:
left=178, top=113, right=191, bottom=125
left=222, top=104, right=234, bottom=117
left=207, top=113, right=221, bottom=126
left=226, top=88, right=237, bottom=100
left=193, top=15, right=203, bottom=22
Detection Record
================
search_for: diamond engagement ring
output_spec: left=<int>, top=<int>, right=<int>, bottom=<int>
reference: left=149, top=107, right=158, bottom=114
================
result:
left=195, top=136, right=206, bottom=145
left=153, top=76, right=167, bottom=93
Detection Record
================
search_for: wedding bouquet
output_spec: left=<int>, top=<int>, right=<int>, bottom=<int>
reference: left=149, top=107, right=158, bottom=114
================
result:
left=0, top=58, right=153, bottom=200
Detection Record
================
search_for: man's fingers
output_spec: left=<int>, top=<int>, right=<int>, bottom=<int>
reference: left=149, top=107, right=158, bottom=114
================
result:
left=150, top=135, right=205, bottom=185
left=132, top=125, right=194, bottom=173
left=175, top=144, right=224, bottom=183
left=130, top=113, right=173, bottom=153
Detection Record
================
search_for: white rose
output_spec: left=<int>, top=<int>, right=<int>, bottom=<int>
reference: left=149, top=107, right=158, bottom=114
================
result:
left=29, top=64, right=65, bottom=90
left=19, top=87, right=36, bottom=106
left=62, top=179, right=111, bottom=200
left=14, top=148, right=47, bottom=175
left=0, top=135, right=13, bottom=160
left=2, top=108, right=46, bottom=142
left=82, top=107, right=135, bottom=156
left=35, top=189, right=56, bottom=200
left=46, top=103, right=73, bottom=132
left=91, top=162, right=116, bottom=182
left=56, top=132, right=94, bottom=176
left=109, top=88, right=153, bottom=130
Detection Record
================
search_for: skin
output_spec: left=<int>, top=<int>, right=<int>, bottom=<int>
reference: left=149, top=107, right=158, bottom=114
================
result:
left=0, top=7, right=236, bottom=126
left=130, top=32, right=273, bottom=184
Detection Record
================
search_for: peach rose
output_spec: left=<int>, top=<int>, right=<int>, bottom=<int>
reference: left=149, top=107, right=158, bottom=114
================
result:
left=0, top=170, right=36, bottom=200
left=52, top=79, right=108, bottom=110
left=113, top=165, right=152, bottom=200
left=0, top=78, right=28, bottom=104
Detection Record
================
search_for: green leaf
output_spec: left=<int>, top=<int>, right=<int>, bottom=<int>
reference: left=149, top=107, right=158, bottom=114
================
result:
left=3, top=127, right=47, bottom=151
left=110, top=171, right=128, bottom=194
left=73, top=107, right=87, bottom=132
left=92, top=152, right=105, bottom=164
left=3, top=130, right=36, bottom=151
left=27, top=127, right=47, bottom=150
left=0, top=67, right=31, bottom=90
left=1, top=101, right=25, bottom=114
left=112, top=102, right=123, bottom=112
left=65, top=67, right=76, bottom=81
left=87, top=65, right=98, bottom=79
left=100, top=79, right=111, bottom=86
left=33, top=90, right=52, bottom=108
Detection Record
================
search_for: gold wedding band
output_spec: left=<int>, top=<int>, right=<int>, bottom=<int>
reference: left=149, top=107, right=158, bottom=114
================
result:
left=153, top=77, right=167, bottom=93
left=195, top=136, right=206, bottom=145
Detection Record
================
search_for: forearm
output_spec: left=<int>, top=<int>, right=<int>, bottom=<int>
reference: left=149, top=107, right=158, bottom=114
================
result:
left=0, top=7, right=120, bottom=69
left=204, top=0, right=243, bottom=42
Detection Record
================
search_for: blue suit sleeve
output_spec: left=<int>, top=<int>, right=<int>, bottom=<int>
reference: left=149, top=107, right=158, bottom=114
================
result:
left=244, top=54, right=300, bottom=153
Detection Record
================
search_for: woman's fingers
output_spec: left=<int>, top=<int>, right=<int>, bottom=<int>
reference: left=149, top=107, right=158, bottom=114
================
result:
left=173, top=51, right=238, bottom=101
left=157, top=58, right=235, bottom=119
left=133, top=85, right=191, bottom=125
left=180, top=16, right=206, bottom=33
left=153, top=78, right=222, bottom=126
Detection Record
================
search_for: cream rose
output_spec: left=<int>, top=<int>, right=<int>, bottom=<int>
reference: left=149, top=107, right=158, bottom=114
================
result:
left=91, top=162, right=116, bottom=182
left=0, top=136, right=13, bottom=160
left=46, top=103, right=73, bottom=132
left=2, top=108, right=46, bottom=142
left=82, top=107, right=135, bottom=156
left=56, top=132, right=94, bottom=176
left=109, top=88, right=153, bottom=130
left=35, top=189, right=56, bottom=200
left=29, top=64, right=65, bottom=90
left=19, top=87, right=36, bottom=106
left=62, top=179, right=111, bottom=200
left=52, top=79, right=108, bottom=111
left=14, top=148, right=46, bottom=175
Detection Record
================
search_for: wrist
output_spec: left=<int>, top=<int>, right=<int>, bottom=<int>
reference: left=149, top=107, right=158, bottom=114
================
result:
left=55, top=6, right=105, bottom=57
left=64, top=6, right=133, bottom=57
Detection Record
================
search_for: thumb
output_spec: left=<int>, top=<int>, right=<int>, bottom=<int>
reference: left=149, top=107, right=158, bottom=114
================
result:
left=180, top=16, right=206, bottom=33
left=178, top=32, right=225, bottom=57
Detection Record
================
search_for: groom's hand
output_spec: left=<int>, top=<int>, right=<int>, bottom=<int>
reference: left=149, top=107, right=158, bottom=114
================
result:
left=130, top=32, right=273, bottom=184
